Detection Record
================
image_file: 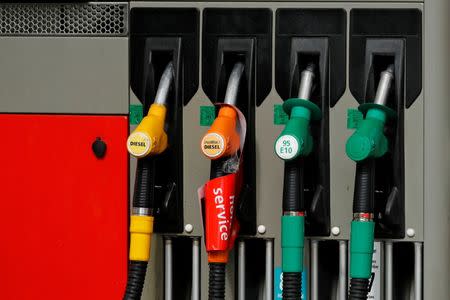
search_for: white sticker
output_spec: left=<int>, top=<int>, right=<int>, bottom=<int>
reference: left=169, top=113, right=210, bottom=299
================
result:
left=348, top=242, right=382, bottom=300
left=275, top=135, right=299, bottom=160
left=368, top=241, right=381, bottom=300
left=201, top=132, right=225, bottom=158
left=127, top=132, right=152, bottom=158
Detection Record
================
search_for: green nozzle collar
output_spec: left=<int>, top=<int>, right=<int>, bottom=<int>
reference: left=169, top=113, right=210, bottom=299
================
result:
left=282, top=215, right=305, bottom=273
left=350, top=221, right=375, bottom=279
left=283, top=98, right=321, bottom=121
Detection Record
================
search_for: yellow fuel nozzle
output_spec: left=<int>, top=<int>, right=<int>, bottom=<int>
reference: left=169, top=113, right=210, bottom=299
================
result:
left=127, top=103, right=168, bottom=158
left=127, top=62, right=174, bottom=158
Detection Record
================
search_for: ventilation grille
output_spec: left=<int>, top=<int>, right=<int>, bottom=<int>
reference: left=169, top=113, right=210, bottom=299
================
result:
left=0, top=3, right=128, bottom=36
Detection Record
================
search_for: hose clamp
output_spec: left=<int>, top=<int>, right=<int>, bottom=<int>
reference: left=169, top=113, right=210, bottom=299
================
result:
left=283, top=211, right=305, bottom=216
left=353, top=212, right=374, bottom=221
left=133, top=207, right=152, bottom=216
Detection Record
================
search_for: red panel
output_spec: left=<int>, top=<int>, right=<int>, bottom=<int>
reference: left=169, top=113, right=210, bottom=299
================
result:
left=0, top=114, right=128, bottom=300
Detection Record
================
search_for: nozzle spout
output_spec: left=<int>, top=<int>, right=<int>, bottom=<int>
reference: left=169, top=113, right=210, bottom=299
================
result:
left=224, top=62, right=245, bottom=106
left=373, top=65, right=394, bottom=106
left=298, top=63, right=315, bottom=101
left=154, top=62, right=175, bottom=106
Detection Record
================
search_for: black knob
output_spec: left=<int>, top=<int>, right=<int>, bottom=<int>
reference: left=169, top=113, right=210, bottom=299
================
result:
left=92, top=137, right=107, bottom=159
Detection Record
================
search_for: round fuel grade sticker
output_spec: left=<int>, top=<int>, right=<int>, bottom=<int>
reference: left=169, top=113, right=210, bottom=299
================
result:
left=201, top=133, right=225, bottom=158
left=275, top=135, right=299, bottom=160
left=127, top=132, right=152, bottom=158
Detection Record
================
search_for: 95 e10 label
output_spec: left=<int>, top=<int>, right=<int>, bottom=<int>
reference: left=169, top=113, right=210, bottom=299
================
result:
left=275, top=135, right=299, bottom=160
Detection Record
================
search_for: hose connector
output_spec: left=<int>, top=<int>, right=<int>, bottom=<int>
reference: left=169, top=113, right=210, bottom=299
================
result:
left=346, top=65, right=396, bottom=162
left=350, top=220, right=375, bottom=279
left=281, top=215, right=305, bottom=273
left=129, top=215, right=154, bottom=262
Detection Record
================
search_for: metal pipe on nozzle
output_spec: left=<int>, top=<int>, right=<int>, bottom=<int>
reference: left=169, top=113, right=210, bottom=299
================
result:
left=373, top=65, right=394, bottom=106
left=154, top=62, right=175, bottom=105
left=298, top=63, right=315, bottom=101
left=224, top=62, right=245, bottom=106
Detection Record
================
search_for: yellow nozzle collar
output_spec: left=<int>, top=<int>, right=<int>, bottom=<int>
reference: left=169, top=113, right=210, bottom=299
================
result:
left=129, top=215, right=154, bottom=262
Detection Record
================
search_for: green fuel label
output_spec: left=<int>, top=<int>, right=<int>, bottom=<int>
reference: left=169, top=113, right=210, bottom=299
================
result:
left=200, top=106, right=216, bottom=126
left=347, top=108, right=363, bottom=129
left=274, top=104, right=289, bottom=125
left=129, top=104, right=143, bottom=125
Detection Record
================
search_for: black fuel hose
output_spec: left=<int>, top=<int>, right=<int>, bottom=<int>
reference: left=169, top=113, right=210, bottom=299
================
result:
left=282, top=272, right=302, bottom=300
left=123, top=158, right=154, bottom=300
left=208, top=263, right=226, bottom=300
left=133, top=157, right=155, bottom=209
left=352, top=159, right=375, bottom=214
left=349, top=278, right=371, bottom=300
left=282, top=159, right=304, bottom=212
left=349, top=159, right=375, bottom=300
left=123, top=261, right=148, bottom=300
left=210, top=158, right=228, bottom=179
left=282, top=159, right=304, bottom=299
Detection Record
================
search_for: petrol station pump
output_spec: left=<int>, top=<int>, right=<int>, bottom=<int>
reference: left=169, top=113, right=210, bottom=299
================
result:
left=0, top=3, right=449, bottom=300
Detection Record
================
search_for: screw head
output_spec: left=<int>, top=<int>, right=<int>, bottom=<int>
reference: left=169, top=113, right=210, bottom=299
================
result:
left=184, top=224, right=193, bottom=233
left=257, top=225, right=266, bottom=234
left=331, top=226, right=341, bottom=236
left=406, top=228, right=415, bottom=238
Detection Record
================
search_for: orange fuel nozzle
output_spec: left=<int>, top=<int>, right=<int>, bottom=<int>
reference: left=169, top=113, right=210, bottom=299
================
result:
left=201, top=106, right=240, bottom=160
left=201, top=62, right=244, bottom=160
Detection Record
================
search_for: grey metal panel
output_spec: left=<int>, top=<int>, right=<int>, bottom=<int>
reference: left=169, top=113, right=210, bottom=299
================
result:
left=134, top=0, right=423, bottom=3
left=423, top=0, right=450, bottom=299
left=404, top=92, right=424, bottom=242
left=0, top=37, right=128, bottom=114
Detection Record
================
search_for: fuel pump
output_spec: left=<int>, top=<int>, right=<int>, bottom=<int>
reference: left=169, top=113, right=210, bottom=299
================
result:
left=274, top=64, right=321, bottom=300
left=200, top=62, right=245, bottom=300
left=347, top=66, right=396, bottom=300
left=123, top=62, right=174, bottom=300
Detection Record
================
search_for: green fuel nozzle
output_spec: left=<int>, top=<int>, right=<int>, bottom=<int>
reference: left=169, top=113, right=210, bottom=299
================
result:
left=346, top=65, right=396, bottom=162
left=348, top=65, right=397, bottom=300
left=275, top=64, right=322, bottom=161
left=276, top=64, right=322, bottom=300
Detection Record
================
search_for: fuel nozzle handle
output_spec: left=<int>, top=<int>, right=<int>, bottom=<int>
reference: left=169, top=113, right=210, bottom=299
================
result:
left=346, top=65, right=396, bottom=162
left=275, top=64, right=321, bottom=161
left=201, top=62, right=244, bottom=160
left=127, top=62, right=174, bottom=158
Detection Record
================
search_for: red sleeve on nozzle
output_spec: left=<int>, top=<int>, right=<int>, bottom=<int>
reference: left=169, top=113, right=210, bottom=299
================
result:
left=204, top=173, right=241, bottom=253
